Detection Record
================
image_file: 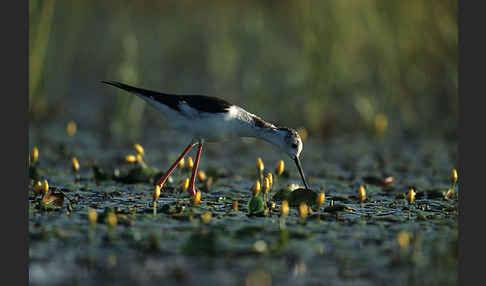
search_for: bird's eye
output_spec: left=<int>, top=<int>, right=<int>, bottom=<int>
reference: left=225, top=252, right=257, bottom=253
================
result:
left=291, top=143, right=298, bottom=149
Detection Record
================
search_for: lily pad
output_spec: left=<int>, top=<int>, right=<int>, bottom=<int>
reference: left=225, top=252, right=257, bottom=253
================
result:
left=92, top=166, right=112, bottom=182
left=288, top=188, right=318, bottom=207
left=324, top=205, right=352, bottom=213
left=116, top=166, right=159, bottom=184
left=248, top=196, right=264, bottom=215
left=160, top=203, right=186, bottom=215
left=272, top=184, right=303, bottom=202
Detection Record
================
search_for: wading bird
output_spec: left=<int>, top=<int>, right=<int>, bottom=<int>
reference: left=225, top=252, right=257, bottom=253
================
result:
left=102, top=81, right=310, bottom=196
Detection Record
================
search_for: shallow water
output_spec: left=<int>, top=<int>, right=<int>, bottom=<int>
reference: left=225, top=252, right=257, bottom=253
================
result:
left=29, top=124, right=457, bottom=286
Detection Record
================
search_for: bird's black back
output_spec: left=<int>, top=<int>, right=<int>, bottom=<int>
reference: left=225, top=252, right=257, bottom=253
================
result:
left=102, top=81, right=232, bottom=113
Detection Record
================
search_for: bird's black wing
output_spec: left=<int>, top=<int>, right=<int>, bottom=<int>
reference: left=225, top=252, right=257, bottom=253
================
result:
left=182, top=95, right=233, bottom=113
left=102, top=81, right=232, bottom=113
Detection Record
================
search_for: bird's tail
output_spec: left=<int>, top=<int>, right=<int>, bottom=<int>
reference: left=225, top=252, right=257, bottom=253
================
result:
left=101, top=80, right=157, bottom=96
left=102, top=80, right=183, bottom=111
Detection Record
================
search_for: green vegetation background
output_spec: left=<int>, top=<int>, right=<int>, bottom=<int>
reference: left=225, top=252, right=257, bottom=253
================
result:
left=29, top=0, right=457, bottom=141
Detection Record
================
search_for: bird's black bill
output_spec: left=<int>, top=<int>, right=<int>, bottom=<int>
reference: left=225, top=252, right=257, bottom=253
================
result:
left=294, top=156, right=310, bottom=190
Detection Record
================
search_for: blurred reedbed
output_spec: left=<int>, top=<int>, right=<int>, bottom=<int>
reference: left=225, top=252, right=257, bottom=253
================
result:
left=29, top=0, right=457, bottom=142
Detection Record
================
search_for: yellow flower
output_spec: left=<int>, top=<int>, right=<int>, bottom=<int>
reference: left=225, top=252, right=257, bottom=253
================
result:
left=31, top=146, right=39, bottom=163
left=153, top=185, right=161, bottom=201
left=107, top=212, right=117, bottom=228
left=252, top=180, right=261, bottom=196
left=281, top=200, right=289, bottom=217
left=34, top=181, right=43, bottom=195
left=358, top=185, right=366, bottom=202
left=205, top=177, right=213, bottom=191
left=317, top=191, right=325, bottom=207
left=66, top=120, right=77, bottom=136
left=451, top=168, right=458, bottom=185
left=133, top=143, right=144, bottom=156
left=201, top=212, right=212, bottom=224
left=267, top=172, right=273, bottom=187
left=257, top=157, right=264, bottom=172
left=71, top=157, right=80, bottom=172
left=41, top=180, right=49, bottom=196
left=374, top=114, right=388, bottom=134
left=193, top=191, right=201, bottom=206
left=187, top=156, right=194, bottom=170
left=178, top=157, right=185, bottom=168
left=298, top=202, right=308, bottom=218
left=125, top=155, right=137, bottom=163
left=233, top=200, right=239, bottom=211
left=397, top=231, right=410, bottom=248
left=276, top=160, right=285, bottom=176
left=198, top=170, right=207, bottom=181
left=88, top=208, right=98, bottom=225
left=407, top=188, right=416, bottom=205
left=136, top=153, right=143, bottom=163
left=181, top=178, right=190, bottom=192
left=264, top=177, right=270, bottom=194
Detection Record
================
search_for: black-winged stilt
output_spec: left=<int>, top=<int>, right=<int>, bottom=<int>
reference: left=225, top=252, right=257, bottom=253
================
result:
left=102, top=81, right=309, bottom=196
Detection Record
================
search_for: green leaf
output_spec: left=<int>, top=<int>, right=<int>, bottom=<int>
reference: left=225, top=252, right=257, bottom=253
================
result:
left=248, top=195, right=264, bottom=215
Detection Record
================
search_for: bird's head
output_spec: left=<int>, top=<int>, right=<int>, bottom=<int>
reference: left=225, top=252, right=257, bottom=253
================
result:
left=275, top=127, right=309, bottom=189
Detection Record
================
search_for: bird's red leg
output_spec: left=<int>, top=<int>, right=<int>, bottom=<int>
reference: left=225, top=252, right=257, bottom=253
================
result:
left=188, top=142, right=204, bottom=196
left=156, top=142, right=195, bottom=189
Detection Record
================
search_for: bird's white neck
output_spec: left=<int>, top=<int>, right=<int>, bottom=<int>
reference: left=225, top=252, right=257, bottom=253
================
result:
left=230, top=106, right=284, bottom=149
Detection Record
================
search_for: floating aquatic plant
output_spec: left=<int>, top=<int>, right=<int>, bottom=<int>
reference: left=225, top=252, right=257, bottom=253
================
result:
left=186, top=156, right=194, bottom=172
left=276, top=160, right=284, bottom=176
left=256, top=157, right=264, bottom=184
left=33, top=181, right=43, bottom=196
left=71, top=157, right=80, bottom=172
left=407, top=187, right=416, bottom=219
left=178, top=157, right=185, bottom=168
left=263, top=177, right=270, bottom=206
left=274, top=159, right=285, bottom=189
left=125, top=155, right=137, bottom=163
left=106, top=212, right=117, bottom=228
left=451, top=168, right=458, bottom=187
left=397, top=231, right=410, bottom=249
left=41, top=180, right=49, bottom=196
left=31, top=146, right=39, bottom=164
left=198, top=170, right=207, bottom=181
left=66, top=120, right=77, bottom=136
left=281, top=200, right=289, bottom=217
left=181, top=178, right=190, bottom=193
left=316, top=191, right=325, bottom=219
left=248, top=182, right=264, bottom=215
left=88, top=208, right=98, bottom=225
left=407, top=188, right=416, bottom=205
left=201, top=212, right=212, bottom=224
left=298, top=202, right=309, bottom=222
left=316, top=191, right=325, bottom=208
left=358, top=185, right=366, bottom=202
left=248, top=195, right=264, bottom=215
left=133, top=143, right=144, bottom=156
left=252, top=180, right=261, bottom=196
left=153, top=185, right=161, bottom=215
left=280, top=200, right=289, bottom=229
left=193, top=190, right=201, bottom=206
